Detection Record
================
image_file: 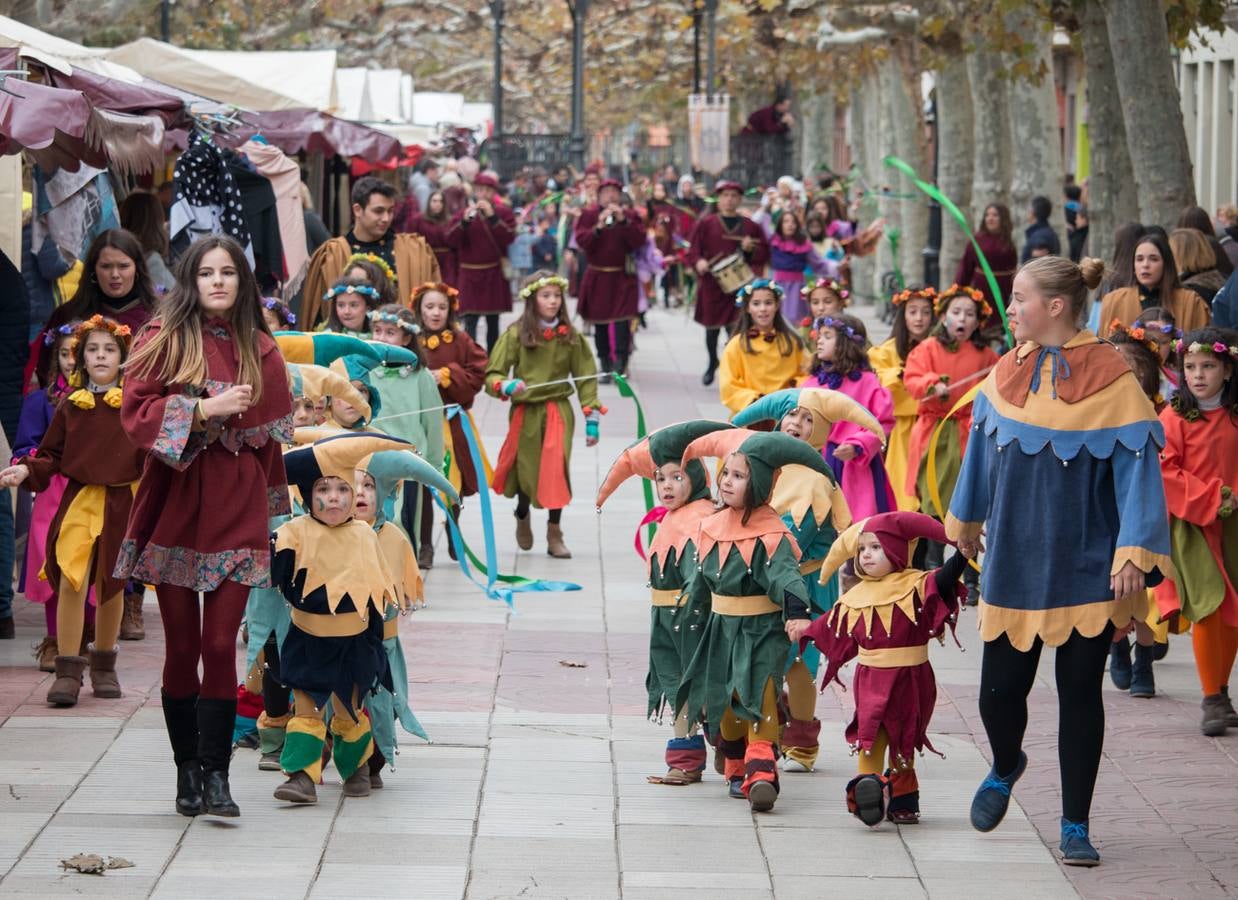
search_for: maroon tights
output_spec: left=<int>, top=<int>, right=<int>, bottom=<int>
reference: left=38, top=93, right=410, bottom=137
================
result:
left=156, top=580, right=250, bottom=700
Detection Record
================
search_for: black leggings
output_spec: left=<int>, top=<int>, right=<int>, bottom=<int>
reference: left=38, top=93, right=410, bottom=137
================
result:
left=978, top=624, right=1113, bottom=822
left=705, top=327, right=723, bottom=369
left=463, top=314, right=501, bottom=353
left=516, top=492, right=561, bottom=524
left=261, top=634, right=289, bottom=718
left=593, top=320, right=632, bottom=370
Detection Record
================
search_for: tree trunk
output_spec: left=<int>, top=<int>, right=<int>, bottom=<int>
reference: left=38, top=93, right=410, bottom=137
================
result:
left=935, top=54, right=974, bottom=285
left=879, top=48, right=928, bottom=290
left=799, top=90, right=836, bottom=181
left=847, top=74, right=877, bottom=303
left=1101, top=0, right=1197, bottom=227
left=966, top=46, right=1012, bottom=231
left=1080, top=0, right=1140, bottom=265
left=1005, top=12, right=1065, bottom=259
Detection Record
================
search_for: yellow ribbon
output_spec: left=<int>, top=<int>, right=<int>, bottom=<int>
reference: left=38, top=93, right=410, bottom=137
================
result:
left=925, top=382, right=982, bottom=573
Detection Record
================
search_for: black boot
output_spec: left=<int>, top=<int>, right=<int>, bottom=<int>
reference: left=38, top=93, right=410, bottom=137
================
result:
left=1129, top=642, right=1156, bottom=698
left=161, top=692, right=203, bottom=817
left=197, top=697, right=241, bottom=817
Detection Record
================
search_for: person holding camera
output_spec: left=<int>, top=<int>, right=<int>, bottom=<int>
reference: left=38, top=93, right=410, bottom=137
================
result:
left=574, top=178, right=646, bottom=381
left=447, top=173, right=517, bottom=353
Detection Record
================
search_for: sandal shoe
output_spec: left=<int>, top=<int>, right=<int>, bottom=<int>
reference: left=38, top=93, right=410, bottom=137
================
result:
left=274, top=771, right=317, bottom=804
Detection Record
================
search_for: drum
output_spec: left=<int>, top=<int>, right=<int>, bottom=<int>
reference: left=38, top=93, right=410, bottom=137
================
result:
left=710, top=253, right=755, bottom=295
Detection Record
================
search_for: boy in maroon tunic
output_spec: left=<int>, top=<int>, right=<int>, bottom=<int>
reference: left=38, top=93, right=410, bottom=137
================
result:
left=790, top=512, right=967, bottom=827
left=686, top=181, right=770, bottom=385
left=575, top=178, right=646, bottom=379
left=446, top=173, right=516, bottom=353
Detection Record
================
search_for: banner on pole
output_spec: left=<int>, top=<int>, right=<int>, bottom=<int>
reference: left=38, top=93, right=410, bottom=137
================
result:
left=689, top=94, right=730, bottom=175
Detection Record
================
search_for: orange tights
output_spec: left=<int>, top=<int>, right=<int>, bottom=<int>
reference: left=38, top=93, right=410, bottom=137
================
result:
left=1192, top=611, right=1238, bottom=696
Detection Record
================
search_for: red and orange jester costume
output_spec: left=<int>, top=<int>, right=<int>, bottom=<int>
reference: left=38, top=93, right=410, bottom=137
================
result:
left=799, top=512, right=967, bottom=827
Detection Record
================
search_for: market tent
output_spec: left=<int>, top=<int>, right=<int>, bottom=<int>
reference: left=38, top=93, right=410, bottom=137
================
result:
left=105, top=39, right=337, bottom=112
left=219, top=108, right=402, bottom=162
left=0, top=14, right=142, bottom=83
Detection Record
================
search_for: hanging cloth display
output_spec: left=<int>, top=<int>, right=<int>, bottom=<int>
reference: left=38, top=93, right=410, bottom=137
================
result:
left=169, top=138, right=254, bottom=266
left=241, top=139, right=309, bottom=298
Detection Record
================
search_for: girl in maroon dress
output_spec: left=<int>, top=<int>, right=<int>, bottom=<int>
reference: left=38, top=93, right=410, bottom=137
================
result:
left=118, top=235, right=293, bottom=819
left=413, top=191, right=458, bottom=288
left=954, top=203, right=1017, bottom=332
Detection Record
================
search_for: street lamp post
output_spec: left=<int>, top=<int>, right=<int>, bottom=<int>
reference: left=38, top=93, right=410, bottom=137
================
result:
left=488, top=0, right=504, bottom=142
left=160, top=0, right=172, bottom=42
left=568, top=0, right=591, bottom=172
left=704, top=0, right=718, bottom=101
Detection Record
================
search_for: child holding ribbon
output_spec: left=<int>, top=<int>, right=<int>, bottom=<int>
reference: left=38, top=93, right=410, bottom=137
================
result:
left=486, top=271, right=601, bottom=559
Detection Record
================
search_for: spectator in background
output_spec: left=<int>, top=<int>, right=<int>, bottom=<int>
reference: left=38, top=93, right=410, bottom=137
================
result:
left=1177, top=205, right=1234, bottom=278
left=0, top=237, right=30, bottom=639
left=508, top=210, right=538, bottom=291
left=408, top=158, right=440, bottom=213
left=1021, top=195, right=1061, bottom=263
left=1064, top=184, right=1088, bottom=262
left=119, top=191, right=175, bottom=293
left=1169, top=227, right=1226, bottom=307
left=1210, top=266, right=1238, bottom=328
left=20, top=193, right=71, bottom=343
left=742, top=95, right=794, bottom=135
left=300, top=182, right=330, bottom=256
left=956, top=203, right=1017, bottom=330
left=532, top=214, right=559, bottom=272
left=1215, top=204, right=1238, bottom=271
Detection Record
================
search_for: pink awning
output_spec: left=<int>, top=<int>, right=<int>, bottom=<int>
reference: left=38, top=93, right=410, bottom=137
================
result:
left=220, top=108, right=402, bottom=162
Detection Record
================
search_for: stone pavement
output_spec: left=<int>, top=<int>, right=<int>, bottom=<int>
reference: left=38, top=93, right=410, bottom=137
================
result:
left=0, top=303, right=1236, bottom=899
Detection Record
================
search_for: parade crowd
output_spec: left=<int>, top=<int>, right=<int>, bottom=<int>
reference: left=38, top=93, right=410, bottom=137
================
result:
left=4, top=150, right=1238, bottom=871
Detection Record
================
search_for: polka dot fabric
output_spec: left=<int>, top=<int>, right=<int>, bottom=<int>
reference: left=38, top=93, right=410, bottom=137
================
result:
left=172, top=139, right=253, bottom=250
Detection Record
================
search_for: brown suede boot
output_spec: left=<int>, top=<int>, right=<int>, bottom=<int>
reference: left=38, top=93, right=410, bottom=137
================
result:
left=88, top=645, right=122, bottom=699
left=546, top=523, right=571, bottom=559
left=515, top=512, right=533, bottom=551
left=119, top=591, right=145, bottom=641
left=47, top=655, right=87, bottom=706
left=32, top=636, right=57, bottom=673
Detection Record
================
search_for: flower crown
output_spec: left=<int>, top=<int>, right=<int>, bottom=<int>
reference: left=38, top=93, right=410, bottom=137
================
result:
left=368, top=310, right=420, bottom=334
left=520, top=274, right=569, bottom=301
left=934, top=283, right=992, bottom=320
left=323, top=283, right=381, bottom=303
left=346, top=252, right=396, bottom=284
left=43, top=322, right=77, bottom=347
left=802, top=276, right=849, bottom=302
left=892, top=286, right=937, bottom=306
left=411, top=281, right=460, bottom=311
left=1132, top=318, right=1181, bottom=339
left=71, top=314, right=132, bottom=350
left=262, top=297, right=296, bottom=325
left=735, top=278, right=784, bottom=307
left=1174, top=337, right=1238, bottom=358
left=1108, top=319, right=1160, bottom=355
left=816, top=316, right=864, bottom=344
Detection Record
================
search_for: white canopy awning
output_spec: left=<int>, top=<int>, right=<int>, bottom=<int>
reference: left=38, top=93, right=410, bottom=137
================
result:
left=0, top=14, right=143, bottom=82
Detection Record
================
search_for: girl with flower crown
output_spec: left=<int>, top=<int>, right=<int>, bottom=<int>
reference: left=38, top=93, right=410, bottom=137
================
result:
left=797, top=277, right=849, bottom=346
left=754, top=206, right=829, bottom=323
left=260, top=297, right=296, bottom=333
left=869, top=287, right=937, bottom=511
left=1156, top=327, right=1238, bottom=736
left=903, top=284, right=1000, bottom=521
left=412, top=283, right=490, bottom=561
left=718, top=279, right=808, bottom=415
left=367, top=303, right=446, bottom=570
left=1132, top=306, right=1182, bottom=402
left=799, top=314, right=895, bottom=518
left=1, top=316, right=145, bottom=707
left=485, top=270, right=601, bottom=560
left=321, top=278, right=382, bottom=338
left=17, top=322, right=88, bottom=671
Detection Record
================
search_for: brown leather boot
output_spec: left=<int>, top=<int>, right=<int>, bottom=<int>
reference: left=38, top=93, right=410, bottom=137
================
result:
left=546, top=523, right=572, bottom=559
left=515, top=512, right=533, bottom=551
left=88, top=645, right=122, bottom=699
left=119, top=591, right=145, bottom=641
left=47, top=655, right=87, bottom=706
left=32, top=636, right=57, bottom=673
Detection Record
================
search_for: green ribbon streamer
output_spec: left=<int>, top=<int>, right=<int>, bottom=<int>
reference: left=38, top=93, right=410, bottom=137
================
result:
left=886, top=225, right=905, bottom=291
left=883, top=155, right=1012, bottom=344
left=612, top=371, right=657, bottom=545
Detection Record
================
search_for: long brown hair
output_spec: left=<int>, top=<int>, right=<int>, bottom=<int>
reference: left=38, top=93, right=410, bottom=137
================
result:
left=976, top=203, right=1014, bottom=252
left=60, top=229, right=157, bottom=322
left=127, top=236, right=270, bottom=402
left=516, top=270, right=573, bottom=349
left=118, top=192, right=170, bottom=260
left=734, top=284, right=802, bottom=357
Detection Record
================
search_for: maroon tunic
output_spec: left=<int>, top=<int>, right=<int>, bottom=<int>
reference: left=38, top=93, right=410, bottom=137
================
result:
left=411, top=215, right=458, bottom=288
left=954, top=232, right=1017, bottom=330
left=116, top=319, right=293, bottom=591
left=686, top=214, right=770, bottom=328
left=445, top=204, right=516, bottom=315
left=802, top=569, right=960, bottom=763
left=22, top=392, right=145, bottom=598
left=419, top=326, right=489, bottom=496
left=574, top=206, right=646, bottom=322
left=741, top=105, right=790, bottom=136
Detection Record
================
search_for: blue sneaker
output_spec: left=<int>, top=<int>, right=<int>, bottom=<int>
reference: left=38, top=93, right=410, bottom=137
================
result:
left=1059, top=818, right=1101, bottom=866
left=970, top=751, right=1027, bottom=832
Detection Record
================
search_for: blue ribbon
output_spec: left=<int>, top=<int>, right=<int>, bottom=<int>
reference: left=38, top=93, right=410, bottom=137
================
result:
left=1028, top=346, right=1072, bottom=400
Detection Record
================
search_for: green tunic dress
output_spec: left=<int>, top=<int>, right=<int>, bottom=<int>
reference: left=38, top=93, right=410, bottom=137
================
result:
left=677, top=506, right=808, bottom=733
left=485, top=326, right=600, bottom=507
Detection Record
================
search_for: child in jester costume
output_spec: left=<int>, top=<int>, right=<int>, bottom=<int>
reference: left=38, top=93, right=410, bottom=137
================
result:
left=675, top=429, right=834, bottom=813
left=272, top=432, right=409, bottom=804
left=731, top=387, right=885, bottom=771
left=595, top=419, right=733, bottom=786
left=353, top=448, right=459, bottom=787
left=790, top=512, right=967, bottom=827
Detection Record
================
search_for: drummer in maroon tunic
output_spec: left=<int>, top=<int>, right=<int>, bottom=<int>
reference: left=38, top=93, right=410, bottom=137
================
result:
left=575, top=178, right=646, bottom=380
left=118, top=235, right=293, bottom=820
left=446, top=173, right=515, bottom=352
left=686, top=180, right=770, bottom=385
